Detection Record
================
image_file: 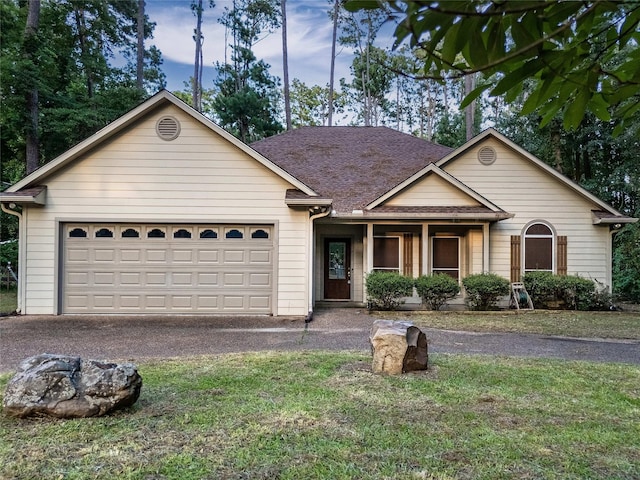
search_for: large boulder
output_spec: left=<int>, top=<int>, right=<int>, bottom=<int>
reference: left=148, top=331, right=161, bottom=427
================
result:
left=3, top=354, right=142, bottom=418
left=370, top=320, right=428, bottom=374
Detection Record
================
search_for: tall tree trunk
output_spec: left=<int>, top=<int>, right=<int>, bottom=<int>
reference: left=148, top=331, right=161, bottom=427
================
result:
left=327, top=0, right=339, bottom=126
left=24, top=0, right=40, bottom=175
left=74, top=8, right=93, bottom=99
left=136, top=0, right=145, bottom=90
left=192, top=0, right=204, bottom=111
left=464, top=73, right=475, bottom=141
left=281, top=0, right=291, bottom=130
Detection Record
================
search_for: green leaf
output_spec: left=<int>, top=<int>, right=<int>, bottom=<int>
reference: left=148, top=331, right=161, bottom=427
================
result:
left=588, top=93, right=611, bottom=122
left=490, top=58, right=543, bottom=96
left=343, top=0, right=381, bottom=12
left=563, top=87, right=591, bottom=130
left=460, top=83, right=492, bottom=109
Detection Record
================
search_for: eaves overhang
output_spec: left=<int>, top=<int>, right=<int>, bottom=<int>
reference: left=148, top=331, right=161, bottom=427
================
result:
left=0, top=186, right=46, bottom=206
left=591, top=210, right=638, bottom=225
left=284, top=189, right=333, bottom=210
left=331, top=206, right=514, bottom=221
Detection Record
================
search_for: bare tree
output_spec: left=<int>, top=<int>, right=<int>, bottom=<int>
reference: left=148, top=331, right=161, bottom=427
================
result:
left=327, top=0, right=338, bottom=126
left=136, top=0, right=145, bottom=90
left=281, top=0, right=291, bottom=130
left=192, top=0, right=204, bottom=111
left=24, top=0, right=40, bottom=174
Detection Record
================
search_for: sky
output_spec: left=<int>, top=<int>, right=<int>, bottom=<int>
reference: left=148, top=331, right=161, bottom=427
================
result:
left=145, top=0, right=366, bottom=93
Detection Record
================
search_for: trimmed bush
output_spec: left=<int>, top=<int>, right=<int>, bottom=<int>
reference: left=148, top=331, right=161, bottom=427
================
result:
left=523, top=271, right=557, bottom=309
left=365, top=271, right=414, bottom=311
left=415, top=274, right=460, bottom=311
left=557, top=275, right=596, bottom=310
left=524, top=272, right=599, bottom=310
left=462, top=273, right=510, bottom=311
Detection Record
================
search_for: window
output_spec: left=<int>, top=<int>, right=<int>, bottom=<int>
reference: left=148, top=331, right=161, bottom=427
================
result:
left=95, top=228, right=113, bottom=238
left=225, top=229, right=243, bottom=239
left=432, top=237, right=460, bottom=280
left=173, top=228, right=192, bottom=239
left=122, top=228, right=140, bottom=238
left=251, top=229, right=269, bottom=239
left=524, top=223, right=554, bottom=272
left=147, top=228, right=166, bottom=238
left=69, top=228, right=87, bottom=238
left=373, top=237, right=400, bottom=272
left=200, top=229, right=218, bottom=239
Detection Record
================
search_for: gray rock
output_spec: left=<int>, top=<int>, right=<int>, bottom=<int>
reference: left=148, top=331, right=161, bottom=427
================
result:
left=370, top=320, right=428, bottom=374
left=3, top=354, right=142, bottom=418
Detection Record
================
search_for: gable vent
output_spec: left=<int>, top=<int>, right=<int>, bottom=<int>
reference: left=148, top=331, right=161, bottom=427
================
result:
left=156, top=116, right=181, bottom=141
left=477, top=146, right=496, bottom=165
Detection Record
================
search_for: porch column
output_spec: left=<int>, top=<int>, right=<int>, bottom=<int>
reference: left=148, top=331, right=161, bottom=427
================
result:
left=366, top=223, right=374, bottom=274
left=421, top=223, right=429, bottom=275
left=483, top=223, right=490, bottom=272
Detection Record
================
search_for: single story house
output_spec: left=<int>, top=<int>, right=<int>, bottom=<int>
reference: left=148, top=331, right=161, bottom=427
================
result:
left=1, top=90, right=636, bottom=316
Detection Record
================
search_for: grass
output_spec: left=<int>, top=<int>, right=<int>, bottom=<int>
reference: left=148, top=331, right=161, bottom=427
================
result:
left=376, top=310, right=640, bottom=340
left=1, top=351, right=639, bottom=479
left=0, top=287, right=17, bottom=315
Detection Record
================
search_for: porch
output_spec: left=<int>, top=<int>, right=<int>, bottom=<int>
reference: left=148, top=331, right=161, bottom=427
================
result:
left=313, top=220, right=492, bottom=308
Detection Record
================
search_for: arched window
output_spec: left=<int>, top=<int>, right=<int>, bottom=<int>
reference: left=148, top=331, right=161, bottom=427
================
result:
left=225, top=229, right=243, bottom=239
left=251, top=229, right=269, bottom=239
left=95, top=228, right=113, bottom=238
left=69, top=228, right=87, bottom=238
left=200, top=229, right=218, bottom=239
left=147, top=228, right=166, bottom=238
left=173, top=229, right=192, bottom=239
left=122, top=228, right=140, bottom=238
left=524, top=222, right=554, bottom=272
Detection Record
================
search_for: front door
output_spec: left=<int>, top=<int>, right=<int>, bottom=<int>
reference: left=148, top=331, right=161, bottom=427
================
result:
left=324, top=238, right=351, bottom=299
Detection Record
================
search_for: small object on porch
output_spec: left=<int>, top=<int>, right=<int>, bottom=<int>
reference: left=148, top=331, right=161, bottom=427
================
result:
left=369, top=320, right=428, bottom=375
left=2, top=354, right=142, bottom=418
left=510, top=282, right=534, bottom=310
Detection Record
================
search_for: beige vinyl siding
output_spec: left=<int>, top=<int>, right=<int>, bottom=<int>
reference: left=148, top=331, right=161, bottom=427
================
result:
left=385, top=173, right=480, bottom=207
left=443, top=138, right=611, bottom=284
left=21, top=104, right=309, bottom=315
left=468, top=229, right=484, bottom=275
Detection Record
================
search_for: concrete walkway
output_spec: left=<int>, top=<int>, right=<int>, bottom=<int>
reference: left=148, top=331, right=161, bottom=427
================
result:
left=1, top=308, right=639, bottom=373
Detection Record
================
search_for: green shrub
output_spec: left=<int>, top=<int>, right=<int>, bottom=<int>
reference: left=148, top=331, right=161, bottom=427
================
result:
left=365, top=271, right=414, bottom=311
left=524, top=272, right=600, bottom=310
left=523, top=271, right=557, bottom=309
left=462, top=273, right=510, bottom=311
left=0, top=239, right=18, bottom=269
left=415, top=274, right=460, bottom=311
left=557, top=275, right=596, bottom=310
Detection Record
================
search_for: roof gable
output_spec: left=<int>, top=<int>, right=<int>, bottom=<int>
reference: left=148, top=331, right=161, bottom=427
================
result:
left=251, top=126, right=454, bottom=213
left=437, top=128, right=630, bottom=219
left=366, top=164, right=503, bottom=212
left=5, top=90, right=316, bottom=197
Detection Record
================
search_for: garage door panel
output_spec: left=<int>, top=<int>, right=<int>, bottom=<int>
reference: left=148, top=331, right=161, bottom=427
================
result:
left=94, top=249, right=115, bottom=262
left=67, top=248, right=90, bottom=262
left=63, top=223, right=274, bottom=314
left=120, top=249, right=142, bottom=262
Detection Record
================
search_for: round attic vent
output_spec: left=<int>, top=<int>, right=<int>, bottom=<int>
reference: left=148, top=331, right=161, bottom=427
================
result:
left=156, top=116, right=181, bottom=141
left=477, top=146, right=496, bottom=165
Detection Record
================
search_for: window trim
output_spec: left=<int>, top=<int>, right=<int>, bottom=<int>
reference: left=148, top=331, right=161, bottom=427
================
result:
left=431, top=235, right=461, bottom=281
left=522, top=220, right=556, bottom=274
left=373, top=236, right=402, bottom=273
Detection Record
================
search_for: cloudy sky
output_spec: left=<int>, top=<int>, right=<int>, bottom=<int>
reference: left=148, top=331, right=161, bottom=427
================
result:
left=145, top=0, right=371, bottom=92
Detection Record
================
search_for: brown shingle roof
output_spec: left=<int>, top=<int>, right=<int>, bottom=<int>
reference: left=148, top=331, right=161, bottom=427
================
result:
left=251, top=126, right=454, bottom=213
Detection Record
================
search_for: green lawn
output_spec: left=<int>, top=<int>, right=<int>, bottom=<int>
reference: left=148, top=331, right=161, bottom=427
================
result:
left=376, top=309, right=640, bottom=340
left=1, top=351, right=639, bottom=479
left=0, top=288, right=16, bottom=315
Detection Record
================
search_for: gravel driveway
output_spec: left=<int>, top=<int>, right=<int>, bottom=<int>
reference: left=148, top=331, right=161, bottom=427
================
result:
left=1, top=308, right=639, bottom=373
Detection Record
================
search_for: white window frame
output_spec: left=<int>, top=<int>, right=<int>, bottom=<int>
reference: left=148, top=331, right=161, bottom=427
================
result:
left=522, top=221, right=556, bottom=274
left=431, top=236, right=461, bottom=281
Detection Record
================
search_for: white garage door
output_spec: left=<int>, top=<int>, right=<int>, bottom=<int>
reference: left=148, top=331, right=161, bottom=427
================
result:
left=62, top=224, right=274, bottom=314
